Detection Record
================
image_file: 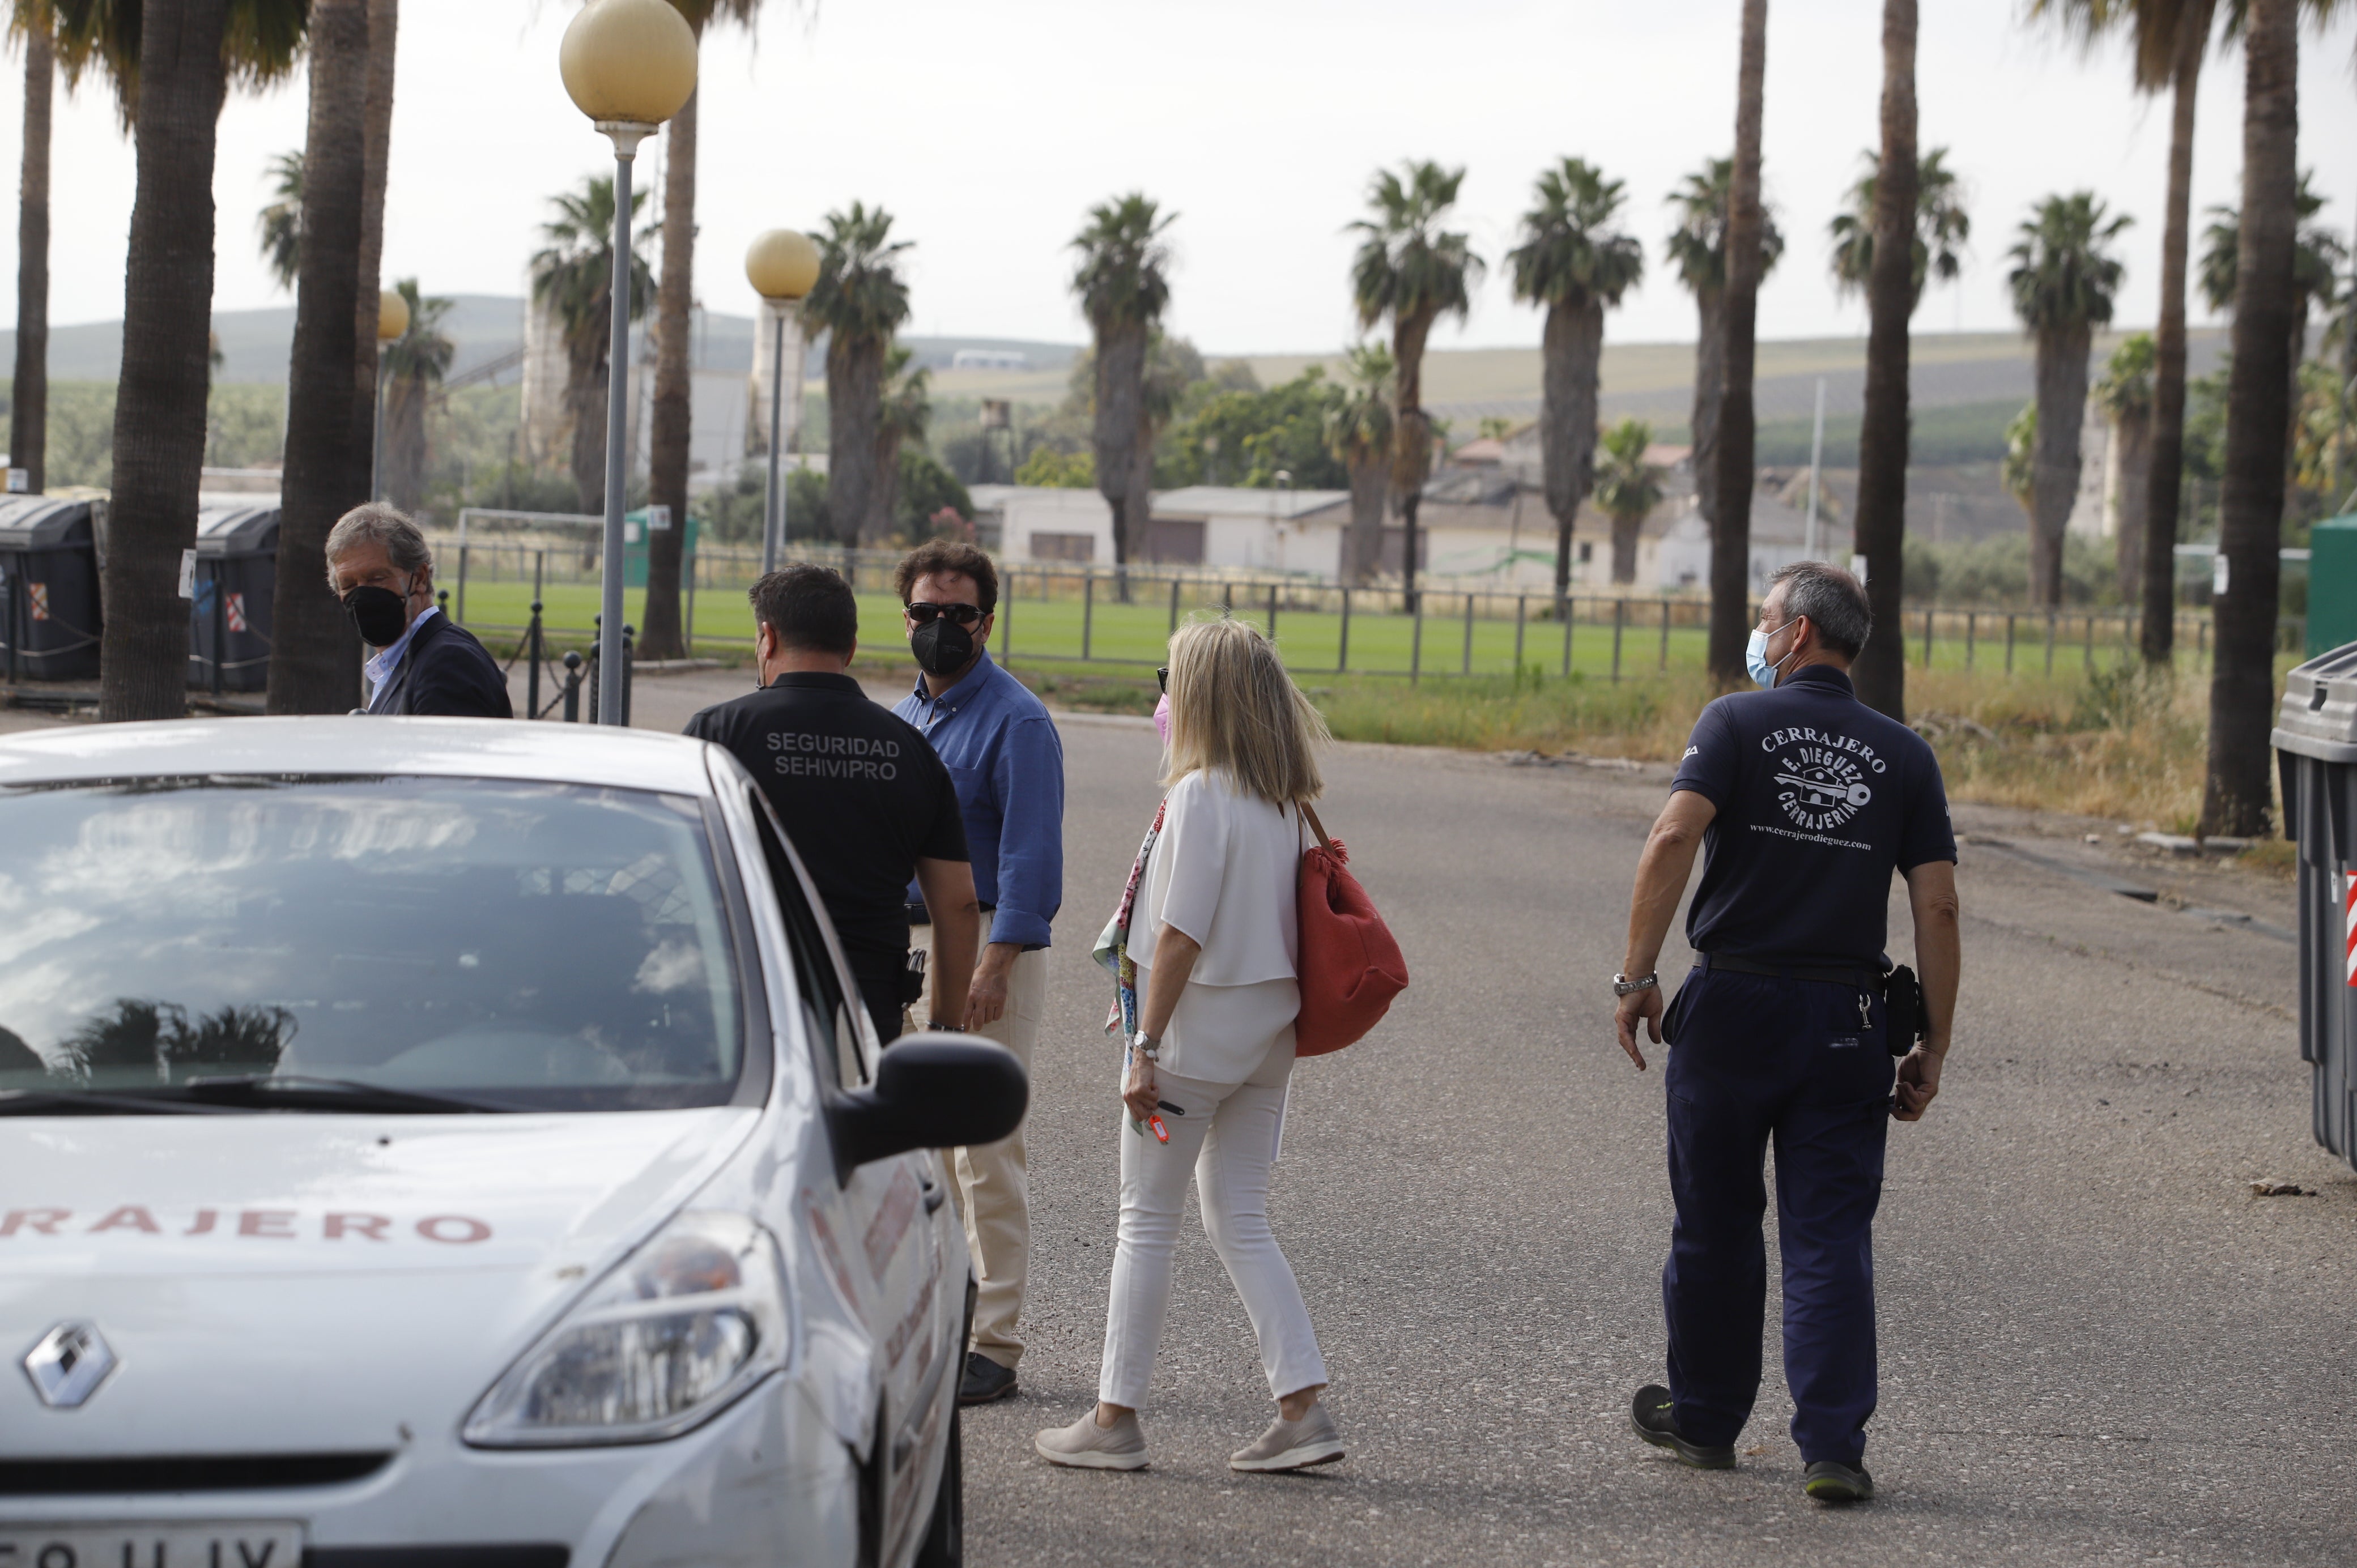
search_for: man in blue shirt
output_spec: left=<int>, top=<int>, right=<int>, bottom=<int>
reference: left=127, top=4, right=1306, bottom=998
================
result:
left=892, top=540, right=1065, bottom=1406
left=1610, top=561, right=1960, bottom=1505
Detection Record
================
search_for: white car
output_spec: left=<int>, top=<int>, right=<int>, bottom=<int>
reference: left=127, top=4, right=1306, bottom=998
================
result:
left=0, top=717, right=1023, bottom=1568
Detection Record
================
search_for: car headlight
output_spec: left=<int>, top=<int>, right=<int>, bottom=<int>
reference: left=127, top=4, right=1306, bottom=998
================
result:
left=463, top=1211, right=789, bottom=1448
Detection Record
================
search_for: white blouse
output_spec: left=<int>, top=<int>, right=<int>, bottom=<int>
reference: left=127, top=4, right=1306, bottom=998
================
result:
left=1129, top=769, right=1301, bottom=987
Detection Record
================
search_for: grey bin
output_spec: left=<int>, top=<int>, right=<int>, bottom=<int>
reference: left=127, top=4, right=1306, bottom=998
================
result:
left=0, top=495, right=103, bottom=682
left=2272, top=640, right=2357, bottom=1168
left=188, top=500, right=281, bottom=693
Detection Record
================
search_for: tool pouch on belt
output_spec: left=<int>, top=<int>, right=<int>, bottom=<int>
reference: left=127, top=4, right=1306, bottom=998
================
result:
left=1881, top=963, right=1924, bottom=1056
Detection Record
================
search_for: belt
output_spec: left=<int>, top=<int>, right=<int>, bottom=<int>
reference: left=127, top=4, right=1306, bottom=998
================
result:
left=1697, top=952, right=1883, bottom=990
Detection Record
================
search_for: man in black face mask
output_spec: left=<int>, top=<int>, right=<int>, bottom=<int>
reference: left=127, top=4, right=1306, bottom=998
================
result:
left=325, top=504, right=512, bottom=718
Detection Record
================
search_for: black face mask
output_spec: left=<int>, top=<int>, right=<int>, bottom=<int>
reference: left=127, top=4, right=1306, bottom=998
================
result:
left=910, top=617, right=976, bottom=678
left=343, top=582, right=411, bottom=648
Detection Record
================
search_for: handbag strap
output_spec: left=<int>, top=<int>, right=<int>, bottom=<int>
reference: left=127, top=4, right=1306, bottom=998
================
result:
left=1299, top=799, right=1331, bottom=850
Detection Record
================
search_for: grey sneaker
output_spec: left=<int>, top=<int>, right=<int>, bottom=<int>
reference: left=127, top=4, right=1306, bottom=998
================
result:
left=1034, top=1409, right=1148, bottom=1471
left=1229, top=1402, right=1346, bottom=1472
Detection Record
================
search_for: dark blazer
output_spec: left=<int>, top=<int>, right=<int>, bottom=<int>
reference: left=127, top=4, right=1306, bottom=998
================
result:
left=372, top=611, right=513, bottom=718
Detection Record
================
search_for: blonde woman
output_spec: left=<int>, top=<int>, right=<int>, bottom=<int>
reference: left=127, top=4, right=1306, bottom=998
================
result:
left=1036, top=617, right=1343, bottom=1474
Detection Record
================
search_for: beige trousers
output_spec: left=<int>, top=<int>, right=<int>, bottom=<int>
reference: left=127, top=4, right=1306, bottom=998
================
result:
left=905, top=922, right=1046, bottom=1370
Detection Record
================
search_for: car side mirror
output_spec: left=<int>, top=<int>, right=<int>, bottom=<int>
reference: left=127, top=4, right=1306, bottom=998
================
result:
left=827, top=1035, right=1028, bottom=1181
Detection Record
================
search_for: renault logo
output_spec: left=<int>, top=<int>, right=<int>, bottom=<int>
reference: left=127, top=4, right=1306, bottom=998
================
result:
left=23, top=1321, right=117, bottom=1409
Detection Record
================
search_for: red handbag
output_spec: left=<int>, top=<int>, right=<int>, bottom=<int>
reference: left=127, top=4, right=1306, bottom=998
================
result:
left=1292, top=801, right=1408, bottom=1056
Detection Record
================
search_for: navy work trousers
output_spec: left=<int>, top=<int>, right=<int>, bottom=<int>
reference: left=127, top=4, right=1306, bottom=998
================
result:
left=1661, top=965, right=1895, bottom=1467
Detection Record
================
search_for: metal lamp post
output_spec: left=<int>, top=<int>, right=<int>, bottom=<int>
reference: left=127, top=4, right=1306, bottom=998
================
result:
left=559, top=0, right=697, bottom=726
left=744, top=229, right=820, bottom=577
left=369, top=289, right=409, bottom=502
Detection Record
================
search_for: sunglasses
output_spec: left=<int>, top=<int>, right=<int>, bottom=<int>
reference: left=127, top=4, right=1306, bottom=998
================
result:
left=1156, top=666, right=1169, bottom=694
left=905, top=602, right=985, bottom=627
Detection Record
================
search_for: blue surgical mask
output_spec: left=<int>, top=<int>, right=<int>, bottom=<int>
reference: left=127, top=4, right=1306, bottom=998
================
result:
left=1747, top=619, right=1796, bottom=688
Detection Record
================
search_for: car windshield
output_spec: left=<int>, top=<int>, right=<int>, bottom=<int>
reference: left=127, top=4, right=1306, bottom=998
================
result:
left=0, top=777, right=747, bottom=1111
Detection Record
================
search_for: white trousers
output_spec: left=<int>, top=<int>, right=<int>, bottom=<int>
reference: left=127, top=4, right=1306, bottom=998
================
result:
left=1097, top=998, right=1328, bottom=1411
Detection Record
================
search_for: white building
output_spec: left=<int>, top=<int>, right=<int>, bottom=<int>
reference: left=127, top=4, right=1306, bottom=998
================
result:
left=966, top=484, right=1352, bottom=573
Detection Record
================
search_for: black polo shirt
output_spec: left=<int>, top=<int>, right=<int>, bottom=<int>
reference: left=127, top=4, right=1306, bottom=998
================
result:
left=684, top=672, right=968, bottom=975
left=1669, top=663, right=1956, bottom=969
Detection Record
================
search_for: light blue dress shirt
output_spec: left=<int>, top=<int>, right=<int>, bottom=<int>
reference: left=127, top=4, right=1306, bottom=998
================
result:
left=895, top=650, right=1065, bottom=948
left=363, top=604, right=439, bottom=714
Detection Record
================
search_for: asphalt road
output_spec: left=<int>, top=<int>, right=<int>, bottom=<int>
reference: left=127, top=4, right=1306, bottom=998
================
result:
left=939, top=711, right=2349, bottom=1568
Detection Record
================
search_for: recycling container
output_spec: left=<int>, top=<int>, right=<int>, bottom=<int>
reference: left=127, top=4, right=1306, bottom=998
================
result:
left=0, top=495, right=102, bottom=682
left=187, top=500, right=282, bottom=693
left=2273, top=640, right=2357, bottom=1168
left=2308, top=515, right=2356, bottom=657
left=620, top=508, right=698, bottom=589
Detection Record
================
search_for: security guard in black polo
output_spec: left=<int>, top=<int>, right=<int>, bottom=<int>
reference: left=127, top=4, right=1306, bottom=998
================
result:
left=1610, top=561, right=1960, bottom=1505
left=684, top=565, right=984, bottom=1043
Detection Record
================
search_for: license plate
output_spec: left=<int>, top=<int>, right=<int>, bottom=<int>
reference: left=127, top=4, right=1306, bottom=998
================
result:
left=0, top=1522, right=303, bottom=1568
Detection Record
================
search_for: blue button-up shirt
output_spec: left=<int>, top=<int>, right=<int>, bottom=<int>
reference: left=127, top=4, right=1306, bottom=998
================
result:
left=896, top=650, right=1065, bottom=948
left=362, top=604, right=438, bottom=714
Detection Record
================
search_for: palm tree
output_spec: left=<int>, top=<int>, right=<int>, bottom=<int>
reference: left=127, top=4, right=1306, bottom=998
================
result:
left=1071, top=194, right=1175, bottom=595
left=1704, top=0, right=1772, bottom=684
left=378, top=278, right=452, bottom=514
left=1828, top=147, right=1968, bottom=311
left=2202, top=0, right=2299, bottom=838
left=1847, top=0, right=1933, bottom=721
left=9, top=8, right=52, bottom=495
left=1350, top=161, right=1482, bottom=609
left=1663, top=157, right=1785, bottom=581
left=342, top=0, right=397, bottom=510
left=2198, top=170, right=2347, bottom=458
left=1593, top=418, right=1664, bottom=585
left=871, top=343, right=930, bottom=541
left=2031, top=0, right=2217, bottom=664
left=1324, top=343, right=1394, bottom=586
left=2008, top=191, right=2131, bottom=607
left=2002, top=402, right=2040, bottom=519
left=256, top=148, right=302, bottom=291
left=806, top=202, right=912, bottom=548
left=265, top=0, right=372, bottom=717
left=2095, top=334, right=2157, bottom=602
left=62, top=0, right=306, bottom=720
left=529, top=175, right=656, bottom=517
left=643, top=0, right=764, bottom=661
left=1507, top=157, right=1644, bottom=613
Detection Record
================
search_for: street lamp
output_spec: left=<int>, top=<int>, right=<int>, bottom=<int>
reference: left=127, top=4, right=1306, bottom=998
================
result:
left=744, top=228, right=820, bottom=577
left=369, top=289, right=408, bottom=503
left=559, top=0, right=697, bottom=726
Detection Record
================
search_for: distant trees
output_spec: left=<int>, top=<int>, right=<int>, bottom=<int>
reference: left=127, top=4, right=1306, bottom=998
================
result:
left=2094, top=334, right=2156, bottom=602
left=2007, top=191, right=2130, bottom=607
left=1593, top=419, right=1664, bottom=585
left=1071, top=194, right=1175, bottom=587
left=807, top=203, right=913, bottom=547
left=256, top=150, right=303, bottom=292
left=1325, top=344, right=1395, bottom=586
left=1508, top=157, right=1643, bottom=612
left=1828, top=146, right=1967, bottom=311
left=1351, top=161, right=1482, bottom=611
left=529, top=176, right=655, bottom=517
left=379, top=278, right=453, bottom=514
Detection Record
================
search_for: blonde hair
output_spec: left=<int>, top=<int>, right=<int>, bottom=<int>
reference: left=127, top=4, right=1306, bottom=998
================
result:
left=1162, top=616, right=1328, bottom=804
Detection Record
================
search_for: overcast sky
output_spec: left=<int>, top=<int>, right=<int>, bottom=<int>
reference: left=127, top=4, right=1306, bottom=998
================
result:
left=3, top=0, right=2354, bottom=356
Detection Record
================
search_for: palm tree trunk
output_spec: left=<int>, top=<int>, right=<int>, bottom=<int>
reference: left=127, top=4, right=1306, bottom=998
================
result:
left=1709, top=0, right=1769, bottom=686
left=642, top=82, right=699, bottom=659
left=267, top=0, right=371, bottom=715
left=10, top=25, right=52, bottom=495
left=1092, top=318, right=1147, bottom=592
left=2029, top=325, right=2091, bottom=606
left=1611, top=512, right=1642, bottom=585
left=2141, top=1, right=2211, bottom=665
left=1345, top=450, right=1385, bottom=584
left=1126, top=424, right=1154, bottom=592
left=1542, top=299, right=1603, bottom=612
left=827, top=334, right=882, bottom=548
left=99, top=0, right=230, bottom=722
left=2202, top=0, right=2298, bottom=838
left=2113, top=410, right=2151, bottom=603
left=1393, top=309, right=1435, bottom=609
left=1689, top=287, right=1724, bottom=536
left=569, top=325, right=609, bottom=514
left=385, top=372, right=427, bottom=513
left=345, top=0, right=397, bottom=506
left=1850, top=0, right=1916, bottom=721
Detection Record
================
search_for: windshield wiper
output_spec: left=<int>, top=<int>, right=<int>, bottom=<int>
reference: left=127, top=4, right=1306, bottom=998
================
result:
left=175, top=1075, right=514, bottom=1114
left=0, top=1089, right=240, bottom=1117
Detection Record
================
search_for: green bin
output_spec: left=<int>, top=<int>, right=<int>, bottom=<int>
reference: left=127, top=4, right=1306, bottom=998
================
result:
left=620, top=508, right=699, bottom=590
left=2308, top=515, right=2356, bottom=658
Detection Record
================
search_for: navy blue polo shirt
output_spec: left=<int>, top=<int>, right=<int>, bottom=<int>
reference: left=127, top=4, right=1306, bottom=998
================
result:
left=1669, top=663, right=1956, bottom=969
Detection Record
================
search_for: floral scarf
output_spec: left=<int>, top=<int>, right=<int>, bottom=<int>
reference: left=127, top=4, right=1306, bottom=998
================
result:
left=1091, top=796, right=1168, bottom=1057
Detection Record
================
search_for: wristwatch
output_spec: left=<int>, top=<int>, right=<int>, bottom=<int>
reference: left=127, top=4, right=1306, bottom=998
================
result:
left=1613, top=973, right=1659, bottom=998
left=1133, top=1033, right=1162, bottom=1062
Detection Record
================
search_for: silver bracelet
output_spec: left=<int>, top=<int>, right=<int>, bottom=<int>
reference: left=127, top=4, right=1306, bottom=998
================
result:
left=1133, top=1032, right=1162, bottom=1062
left=1613, top=973, right=1659, bottom=998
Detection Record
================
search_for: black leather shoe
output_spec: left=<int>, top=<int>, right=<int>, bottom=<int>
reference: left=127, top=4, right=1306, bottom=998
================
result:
left=959, top=1352, right=1017, bottom=1405
left=1630, top=1383, right=1735, bottom=1469
left=1803, top=1459, right=1874, bottom=1502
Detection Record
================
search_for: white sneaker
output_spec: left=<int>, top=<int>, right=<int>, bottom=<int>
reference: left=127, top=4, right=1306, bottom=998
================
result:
left=1035, top=1409, right=1148, bottom=1471
left=1229, top=1403, right=1345, bottom=1472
